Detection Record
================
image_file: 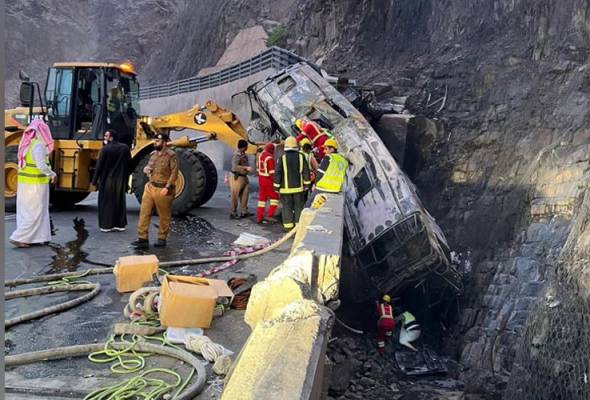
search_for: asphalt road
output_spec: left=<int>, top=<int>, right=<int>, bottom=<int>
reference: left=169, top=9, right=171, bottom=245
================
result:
left=4, top=181, right=289, bottom=399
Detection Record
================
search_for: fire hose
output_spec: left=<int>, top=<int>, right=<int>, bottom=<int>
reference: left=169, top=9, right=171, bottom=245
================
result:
left=5, top=340, right=207, bottom=400
left=5, top=227, right=296, bottom=286
left=4, top=228, right=296, bottom=328
left=5, top=283, right=101, bottom=328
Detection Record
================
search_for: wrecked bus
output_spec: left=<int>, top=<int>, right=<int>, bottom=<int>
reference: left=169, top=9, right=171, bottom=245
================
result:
left=246, top=62, right=462, bottom=295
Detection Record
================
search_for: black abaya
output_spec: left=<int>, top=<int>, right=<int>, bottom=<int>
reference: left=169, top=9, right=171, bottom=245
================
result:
left=91, top=141, right=131, bottom=230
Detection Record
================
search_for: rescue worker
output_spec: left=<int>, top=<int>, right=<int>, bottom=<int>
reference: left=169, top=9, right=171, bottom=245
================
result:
left=376, top=294, right=395, bottom=355
left=294, top=118, right=329, bottom=160
left=131, top=133, right=178, bottom=249
left=230, top=139, right=253, bottom=219
left=300, top=119, right=329, bottom=160
left=306, top=138, right=348, bottom=207
left=294, top=118, right=306, bottom=143
left=300, top=138, right=319, bottom=202
left=396, top=311, right=421, bottom=351
left=274, top=137, right=310, bottom=230
left=256, top=143, right=279, bottom=224
left=300, top=138, right=319, bottom=180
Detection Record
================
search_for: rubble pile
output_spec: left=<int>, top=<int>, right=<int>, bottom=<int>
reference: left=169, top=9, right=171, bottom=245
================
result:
left=327, top=332, right=471, bottom=400
left=169, top=215, right=228, bottom=248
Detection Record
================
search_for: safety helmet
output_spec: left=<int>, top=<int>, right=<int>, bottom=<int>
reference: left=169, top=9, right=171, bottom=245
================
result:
left=284, top=136, right=298, bottom=149
left=382, top=294, right=391, bottom=303
left=295, top=119, right=304, bottom=130
left=300, top=138, right=311, bottom=146
left=324, top=138, right=338, bottom=150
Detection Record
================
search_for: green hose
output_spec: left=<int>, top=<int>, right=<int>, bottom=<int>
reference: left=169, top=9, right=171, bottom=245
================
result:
left=6, top=341, right=207, bottom=400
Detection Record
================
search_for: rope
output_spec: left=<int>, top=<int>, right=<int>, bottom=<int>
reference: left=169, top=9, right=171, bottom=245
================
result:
left=185, top=335, right=232, bottom=376
left=5, top=341, right=207, bottom=400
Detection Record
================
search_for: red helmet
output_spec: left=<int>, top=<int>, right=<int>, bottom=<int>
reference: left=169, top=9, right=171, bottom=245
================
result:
left=263, top=142, right=275, bottom=154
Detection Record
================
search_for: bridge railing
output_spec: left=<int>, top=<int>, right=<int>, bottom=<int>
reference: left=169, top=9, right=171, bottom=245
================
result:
left=140, top=47, right=306, bottom=100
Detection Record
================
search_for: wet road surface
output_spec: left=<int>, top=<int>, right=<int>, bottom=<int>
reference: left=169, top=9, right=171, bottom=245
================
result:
left=4, top=182, right=289, bottom=399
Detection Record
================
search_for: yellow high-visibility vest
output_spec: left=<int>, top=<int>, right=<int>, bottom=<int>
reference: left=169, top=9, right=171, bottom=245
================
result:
left=402, top=311, right=416, bottom=324
left=17, top=139, right=50, bottom=184
left=316, top=153, right=348, bottom=193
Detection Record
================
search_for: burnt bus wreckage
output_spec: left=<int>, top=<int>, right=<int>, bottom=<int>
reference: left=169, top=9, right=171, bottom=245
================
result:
left=244, top=63, right=462, bottom=296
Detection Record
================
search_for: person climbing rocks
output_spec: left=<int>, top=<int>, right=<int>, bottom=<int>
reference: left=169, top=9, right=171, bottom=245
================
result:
left=256, top=142, right=279, bottom=224
left=274, top=136, right=310, bottom=231
left=376, top=294, right=395, bottom=354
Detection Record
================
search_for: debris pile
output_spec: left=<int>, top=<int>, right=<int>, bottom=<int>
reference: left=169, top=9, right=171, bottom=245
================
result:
left=327, top=333, right=467, bottom=400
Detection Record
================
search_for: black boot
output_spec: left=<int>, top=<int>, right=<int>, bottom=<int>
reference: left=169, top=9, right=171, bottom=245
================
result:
left=154, top=239, right=167, bottom=248
left=131, top=238, right=149, bottom=249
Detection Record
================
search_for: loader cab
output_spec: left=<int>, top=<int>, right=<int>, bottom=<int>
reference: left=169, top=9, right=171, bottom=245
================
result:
left=43, top=62, right=140, bottom=144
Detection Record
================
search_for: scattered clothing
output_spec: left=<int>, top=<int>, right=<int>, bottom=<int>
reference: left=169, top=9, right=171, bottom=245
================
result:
left=92, top=139, right=131, bottom=230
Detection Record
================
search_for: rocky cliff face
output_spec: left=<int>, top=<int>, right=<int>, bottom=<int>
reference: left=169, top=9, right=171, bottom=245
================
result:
left=5, top=0, right=183, bottom=106
left=6, top=1, right=590, bottom=398
left=309, top=1, right=590, bottom=398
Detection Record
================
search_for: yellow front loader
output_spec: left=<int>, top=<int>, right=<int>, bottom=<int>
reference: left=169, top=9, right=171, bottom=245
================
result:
left=4, top=62, right=258, bottom=214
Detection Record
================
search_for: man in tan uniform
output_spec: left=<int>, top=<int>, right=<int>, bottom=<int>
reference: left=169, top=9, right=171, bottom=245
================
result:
left=131, top=133, right=178, bottom=248
left=230, top=139, right=253, bottom=219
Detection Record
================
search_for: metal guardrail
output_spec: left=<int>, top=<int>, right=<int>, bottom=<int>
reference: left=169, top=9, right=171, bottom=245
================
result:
left=140, top=47, right=306, bottom=100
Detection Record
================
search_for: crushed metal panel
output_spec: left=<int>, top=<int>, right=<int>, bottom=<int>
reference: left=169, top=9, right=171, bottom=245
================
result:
left=249, top=62, right=461, bottom=294
left=394, top=347, right=449, bottom=376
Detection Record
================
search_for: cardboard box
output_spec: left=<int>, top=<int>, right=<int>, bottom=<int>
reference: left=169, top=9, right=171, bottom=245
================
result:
left=113, top=255, right=159, bottom=293
left=159, top=275, right=234, bottom=328
left=207, top=278, right=235, bottom=306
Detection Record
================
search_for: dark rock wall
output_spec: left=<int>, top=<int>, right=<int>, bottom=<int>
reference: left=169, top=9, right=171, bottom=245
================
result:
left=5, top=0, right=183, bottom=106
left=314, top=1, right=590, bottom=397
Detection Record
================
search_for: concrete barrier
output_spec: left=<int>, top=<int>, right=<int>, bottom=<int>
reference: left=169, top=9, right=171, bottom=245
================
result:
left=223, top=194, right=345, bottom=400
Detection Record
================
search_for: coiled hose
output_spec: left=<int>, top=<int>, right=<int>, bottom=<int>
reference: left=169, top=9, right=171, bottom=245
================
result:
left=5, top=341, right=207, bottom=399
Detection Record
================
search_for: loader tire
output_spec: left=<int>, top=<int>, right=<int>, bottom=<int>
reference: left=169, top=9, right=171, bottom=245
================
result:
left=193, top=151, right=217, bottom=207
left=50, top=191, right=91, bottom=208
left=4, top=146, right=18, bottom=212
left=132, top=149, right=213, bottom=216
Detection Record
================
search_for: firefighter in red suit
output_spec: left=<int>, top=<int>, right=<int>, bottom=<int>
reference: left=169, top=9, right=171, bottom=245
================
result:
left=295, top=119, right=329, bottom=160
left=376, top=294, right=396, bottom=354
left=256, top=143, right=279, bottom=224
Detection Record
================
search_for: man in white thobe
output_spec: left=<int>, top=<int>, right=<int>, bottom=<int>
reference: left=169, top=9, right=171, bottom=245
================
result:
left=10, top=119, right=56, bottom=248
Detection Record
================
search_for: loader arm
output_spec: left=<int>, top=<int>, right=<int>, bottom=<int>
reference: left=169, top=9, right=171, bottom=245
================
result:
left=144, top=100, right=259, bottom=154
